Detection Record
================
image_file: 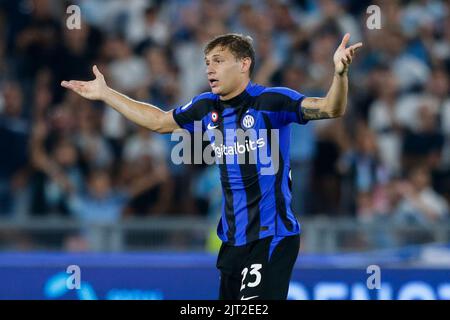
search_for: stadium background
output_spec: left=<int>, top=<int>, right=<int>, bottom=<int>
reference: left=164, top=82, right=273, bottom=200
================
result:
left=0, top=0, right=449, bottom=299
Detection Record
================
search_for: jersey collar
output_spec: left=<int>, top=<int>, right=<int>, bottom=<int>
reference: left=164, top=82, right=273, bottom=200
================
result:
left=219, top=81, right=253, bottom=108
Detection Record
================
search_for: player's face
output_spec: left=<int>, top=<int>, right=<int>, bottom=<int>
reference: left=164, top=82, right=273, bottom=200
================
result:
left=205, top=46, right=246, bottom=97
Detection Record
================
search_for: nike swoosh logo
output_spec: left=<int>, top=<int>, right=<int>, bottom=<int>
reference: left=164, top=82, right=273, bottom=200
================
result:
left=240, top=295, right=259, bottom=300
left=207, top=123, right=219, bottom=129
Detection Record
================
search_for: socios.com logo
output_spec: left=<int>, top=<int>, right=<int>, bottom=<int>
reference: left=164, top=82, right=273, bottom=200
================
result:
left=44, top=272, right=163, bottom=300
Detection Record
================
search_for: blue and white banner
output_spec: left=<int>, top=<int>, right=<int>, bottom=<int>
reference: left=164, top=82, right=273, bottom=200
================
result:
left=0, top=253, right=449, bottom=300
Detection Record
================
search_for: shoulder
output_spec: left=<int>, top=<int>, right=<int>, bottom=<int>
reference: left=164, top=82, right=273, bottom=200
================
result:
left=192, top=92, right=219, bottom=104
left=249, top=83, right=304, bottom=112
left=175, top=92, right=218, bottom=115
left=248, top=83, right=303, bottom=101
left=260, top=87, right=303, bottom=100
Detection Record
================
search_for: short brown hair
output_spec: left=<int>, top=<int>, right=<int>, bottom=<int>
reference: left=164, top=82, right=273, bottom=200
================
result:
left=204, top=33, right=255, bottom=76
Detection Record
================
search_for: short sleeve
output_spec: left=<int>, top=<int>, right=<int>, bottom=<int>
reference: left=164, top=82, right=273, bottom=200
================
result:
left=256, top=87, right=308, bottom=128
left=172, top=93, right=217, bottom=133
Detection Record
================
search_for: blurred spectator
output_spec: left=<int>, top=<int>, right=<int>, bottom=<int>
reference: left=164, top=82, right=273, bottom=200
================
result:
left=126, top=3, right=170, bottom=46
left=310, top=119, right=347, bottom=215
left=302, top=0, right=362, bottom=43
left=402, top=103, right=444, bottom=174
left=143, top=45, right=180, bottom=108
left=395, top=68, right=446, bottom=132
left=307, top=31, right=337, bottom=93
left=75, top=101, right=114, bottom=169
left=174, top=19, right=226, bottom=103
left=394, top=166, right=449, bottom=225
left=69, top=165, right=168, bottom=249
left=107, top=37, right=149, bottom=93
left=339, top=122, right=388, bottom=215
left=67, top=169, right=126, bottom=251
left=53, top=21, right=102, bottom=103
left=69, top=169, right=126, bottom=225
left=389, top=29, right=430, bottom=92
left=14, top=0, right=61, bottom=80
left=193, top=165, right=221, bottom=221
left=0, top=83, right=30, bottom=216
left=122, top=126, right=167, bottom=164
left=368, top=70, right=402, bottom=176
left=121, top=125, right=173, bottom=216
left=0, top=31, right=8, bottom=87
left=29, top=122, right=83, bottom=216
left=283, top=64, right=316, bottom=216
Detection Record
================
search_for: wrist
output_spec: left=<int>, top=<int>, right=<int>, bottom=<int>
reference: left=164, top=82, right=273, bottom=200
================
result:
left=334, top=70, right=348, bottom=77
left=101, top=86, right=112, bottom=102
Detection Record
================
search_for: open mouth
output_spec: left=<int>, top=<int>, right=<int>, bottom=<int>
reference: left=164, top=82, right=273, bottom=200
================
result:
left=209, top=79, right=219, bottom=87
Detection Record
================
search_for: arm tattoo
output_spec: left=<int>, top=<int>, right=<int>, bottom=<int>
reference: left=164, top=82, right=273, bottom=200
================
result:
left=301, top=107, right=331, bottom=120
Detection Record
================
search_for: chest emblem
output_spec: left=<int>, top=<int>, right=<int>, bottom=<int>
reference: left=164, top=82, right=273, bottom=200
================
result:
left=241, top=114, right=255, bottom=129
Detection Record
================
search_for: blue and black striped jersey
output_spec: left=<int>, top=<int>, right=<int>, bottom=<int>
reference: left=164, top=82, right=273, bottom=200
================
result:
left=173, top=81, right=308, bottom=246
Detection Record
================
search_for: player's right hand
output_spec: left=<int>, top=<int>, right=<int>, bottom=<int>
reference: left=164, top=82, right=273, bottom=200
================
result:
left=61, top=65, right=107, bottom=101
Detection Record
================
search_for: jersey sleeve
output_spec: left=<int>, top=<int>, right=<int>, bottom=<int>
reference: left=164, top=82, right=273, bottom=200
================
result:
left=257, top=87, right=308, bottom=128
left=172, top=93, right=216, bottom=133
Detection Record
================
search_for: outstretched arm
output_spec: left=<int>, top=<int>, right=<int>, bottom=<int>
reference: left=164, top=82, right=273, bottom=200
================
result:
left=301, top=33, right=363, bottom=120
left=61, top=66, right=179, bottom=134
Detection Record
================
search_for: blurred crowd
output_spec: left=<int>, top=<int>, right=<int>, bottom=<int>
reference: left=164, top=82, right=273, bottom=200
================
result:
left=0, top=0, right=449, bottom=238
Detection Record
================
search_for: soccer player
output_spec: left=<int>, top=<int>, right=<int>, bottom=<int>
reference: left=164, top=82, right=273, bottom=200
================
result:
left=62, top=33, right=362, bottom=300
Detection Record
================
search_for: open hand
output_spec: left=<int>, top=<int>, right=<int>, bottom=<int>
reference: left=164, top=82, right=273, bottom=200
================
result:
left=61, top=65, right=108, bottom=101
left=333, top=33, right=363, bottom=75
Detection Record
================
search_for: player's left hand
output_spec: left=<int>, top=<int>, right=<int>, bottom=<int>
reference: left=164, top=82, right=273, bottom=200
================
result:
left=333, top=33, right=363, bottom=75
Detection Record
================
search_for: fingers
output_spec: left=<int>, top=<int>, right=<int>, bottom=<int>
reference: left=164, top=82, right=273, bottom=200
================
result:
left=61, top=80, right=76, bottom=89
left=349, top=42, right=363, bottom=51
left=348, top=48, right=354, bottom=59
left=341, top=50, right=353, bottom=65
left=342, top=43, right=361, bottom=63
left=92, top=65, right=103, bottom=78
left=344, top=54, right=352, bottom=64
left=339, top=32, right=363, bottom=51
left=61, top=80, right=87, bottom=96
left=340, top=33, right=350, bottom=48
left=341, top=57, right=349, bottom=66
left=61, top=80, right=85, bottom=89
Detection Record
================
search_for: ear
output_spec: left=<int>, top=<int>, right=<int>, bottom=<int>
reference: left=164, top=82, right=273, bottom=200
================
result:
left=241, top=57, right=252, bottom=74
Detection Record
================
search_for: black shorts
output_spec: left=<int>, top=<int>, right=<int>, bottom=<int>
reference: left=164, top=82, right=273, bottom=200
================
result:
left=216, top=234, right=300, bottom=300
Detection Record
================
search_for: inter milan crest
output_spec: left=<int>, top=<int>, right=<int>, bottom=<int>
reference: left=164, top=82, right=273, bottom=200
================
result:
left=241, top=114, right=255, bottom=129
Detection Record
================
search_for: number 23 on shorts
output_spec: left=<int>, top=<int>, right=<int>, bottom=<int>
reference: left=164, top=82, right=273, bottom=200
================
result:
left=240, top=263, right=263, bottom=291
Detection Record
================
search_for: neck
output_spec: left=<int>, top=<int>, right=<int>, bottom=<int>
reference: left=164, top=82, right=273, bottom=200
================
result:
left=219, top=78, right=250, bottom=101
